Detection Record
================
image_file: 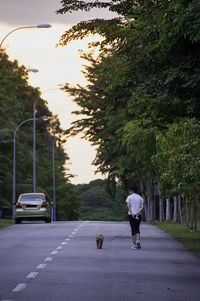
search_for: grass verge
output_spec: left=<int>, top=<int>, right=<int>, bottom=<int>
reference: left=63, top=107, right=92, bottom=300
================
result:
left=0, top=219, right=14, bottom=229
left=151, top=221, right=200, bottom=257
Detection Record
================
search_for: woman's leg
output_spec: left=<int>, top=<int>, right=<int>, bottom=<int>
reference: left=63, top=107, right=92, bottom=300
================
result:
left=128, top=215, right=136, bottom=245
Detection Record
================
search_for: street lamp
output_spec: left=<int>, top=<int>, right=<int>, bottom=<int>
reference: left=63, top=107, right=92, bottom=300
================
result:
left=52, top=137, right=63, bottom=222
left=52, top=137, right=57, bottom=221
left=40, top=87, right=65, bottom=221
left=33, top=104, right=36, bottom=192
left=0, top=24, right=52, bottom=48
left=13, top=116, right=46, bottom=220
left=26, top=68, right=40, bottom=193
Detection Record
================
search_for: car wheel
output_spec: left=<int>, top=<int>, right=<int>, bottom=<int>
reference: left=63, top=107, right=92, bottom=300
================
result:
left=15, top=218, right=21, bottom=224
left=45, top=217, right=51, bottom=223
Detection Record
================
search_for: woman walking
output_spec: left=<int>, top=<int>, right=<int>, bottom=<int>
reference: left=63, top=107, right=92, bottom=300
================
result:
left=126, top=186, right=144, bottom=250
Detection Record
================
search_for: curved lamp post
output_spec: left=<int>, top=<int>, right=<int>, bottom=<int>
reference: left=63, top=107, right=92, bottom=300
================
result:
left=41, top=86, right=65, bottom=96
left=13, top=116, right=46, bottom=220
left=26, top=68, right=40, bottom=193
left=0, top=24, right=52, bottom=48
left=52, top=136, right=65, bottom=222
left=38, top=86, right=65, bottom=197
left=41, top=87, right=65, bottom=221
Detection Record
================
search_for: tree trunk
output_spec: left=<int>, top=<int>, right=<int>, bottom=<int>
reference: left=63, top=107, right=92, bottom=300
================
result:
left=185, top=197, right=189, bottom=228
left=190, top=202, right=194, bottom=230
left=146, top=177, right=154, bottom=221
left=166, top=198, right=170, bottom=221
left=158, top=183, right=164, bottom=221
left=178, top=194, right=182, bottom=224
left=139, top=176, right=148, bottom=221
left=147, top=196, right=150, bottom=222
left=153, top=184, right=157, bottom=221
left=159, top=197, right=164, bottom=221
left=173, top=196, right=177, bottom=222
left=193, top=194, right=198, bottom=232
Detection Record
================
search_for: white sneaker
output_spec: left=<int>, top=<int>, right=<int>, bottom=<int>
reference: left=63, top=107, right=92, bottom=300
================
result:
left=131, top=245, right=137, bottom=250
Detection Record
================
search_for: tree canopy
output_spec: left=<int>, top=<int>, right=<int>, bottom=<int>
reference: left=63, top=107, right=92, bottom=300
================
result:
left=57, top=0, right=200, bottom=223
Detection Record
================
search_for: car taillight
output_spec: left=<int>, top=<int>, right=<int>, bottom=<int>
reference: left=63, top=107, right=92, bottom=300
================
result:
left=41, top=201, right=47, bottom=208
left=16, top=202, right=22, bottom=208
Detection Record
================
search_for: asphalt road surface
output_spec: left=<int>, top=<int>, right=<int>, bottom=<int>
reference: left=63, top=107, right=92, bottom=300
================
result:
left=0, top=221, right=200, bottom=301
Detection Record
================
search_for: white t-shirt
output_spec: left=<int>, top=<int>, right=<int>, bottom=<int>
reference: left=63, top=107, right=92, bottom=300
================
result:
left=126, top=193, right=144, bottom=215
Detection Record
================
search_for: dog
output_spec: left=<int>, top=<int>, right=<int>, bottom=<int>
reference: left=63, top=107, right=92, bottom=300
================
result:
left=96, top=234, right=104, bottom=249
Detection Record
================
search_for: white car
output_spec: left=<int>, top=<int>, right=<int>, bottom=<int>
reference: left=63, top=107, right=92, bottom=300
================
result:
left=15, top=193, right=52, bottom=224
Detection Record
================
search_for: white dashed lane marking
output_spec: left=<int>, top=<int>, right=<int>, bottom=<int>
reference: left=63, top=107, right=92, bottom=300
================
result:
left=37, top=263, right=47, bottom=269
left=56, top=246, right=62, bottom=250
left=51, top=250, right=58, bottom=255
left=44, top=257, right=53, bottom=262
left=12, top=283, right=27, bottom=292
left=26, top=272, right=39, bottom=279
left=2, top=222, right=87, bottom=300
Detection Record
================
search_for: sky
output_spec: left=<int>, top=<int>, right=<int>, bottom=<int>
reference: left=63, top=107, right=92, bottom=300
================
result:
left=0, top=0, right=116, bottom=184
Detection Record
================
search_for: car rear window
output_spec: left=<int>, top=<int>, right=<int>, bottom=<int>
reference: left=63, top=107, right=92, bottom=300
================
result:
left=20, top=195, right=45, bottom=201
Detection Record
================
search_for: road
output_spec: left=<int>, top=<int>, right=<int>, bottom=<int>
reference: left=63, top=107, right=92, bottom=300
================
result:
left=0, top=221, right=200, bottom=301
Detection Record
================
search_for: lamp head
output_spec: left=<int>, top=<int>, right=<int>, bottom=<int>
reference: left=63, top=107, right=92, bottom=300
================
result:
left=40, top=115, right=48, bottom=120
left=26, top=68, right=39, bottom=73
left=37, top=24, right=52, bottom=28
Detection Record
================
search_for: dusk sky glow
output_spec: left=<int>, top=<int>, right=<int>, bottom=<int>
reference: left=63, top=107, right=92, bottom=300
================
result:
left=0, top=0, right=116, bottom=184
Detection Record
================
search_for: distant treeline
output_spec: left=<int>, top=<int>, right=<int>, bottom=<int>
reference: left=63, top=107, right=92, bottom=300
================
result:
left=74, top=179, right=127, bottom=221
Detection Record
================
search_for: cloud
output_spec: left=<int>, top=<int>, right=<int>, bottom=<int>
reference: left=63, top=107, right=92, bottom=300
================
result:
left=0, top=0, right=117, bottom=26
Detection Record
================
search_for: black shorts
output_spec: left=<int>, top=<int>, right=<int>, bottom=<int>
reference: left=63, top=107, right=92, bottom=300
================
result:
left=128, top=215, right=141, bottom=235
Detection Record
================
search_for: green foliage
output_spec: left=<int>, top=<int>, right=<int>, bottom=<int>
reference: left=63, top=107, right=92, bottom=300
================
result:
left=57, top=0, right=200, bottom=220
left=57, top=0, right=138, bottom=16
left=0, top=219, right=14, bottom=229
left=56, top=183, right=81, bottom=220
left=153, top=118, right=200, bottom=198
left=57, top=0, right=111, bottom=14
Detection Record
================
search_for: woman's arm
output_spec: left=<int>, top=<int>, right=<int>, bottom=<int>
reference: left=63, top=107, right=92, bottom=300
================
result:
left=127, top=202, right=131, bottom=213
